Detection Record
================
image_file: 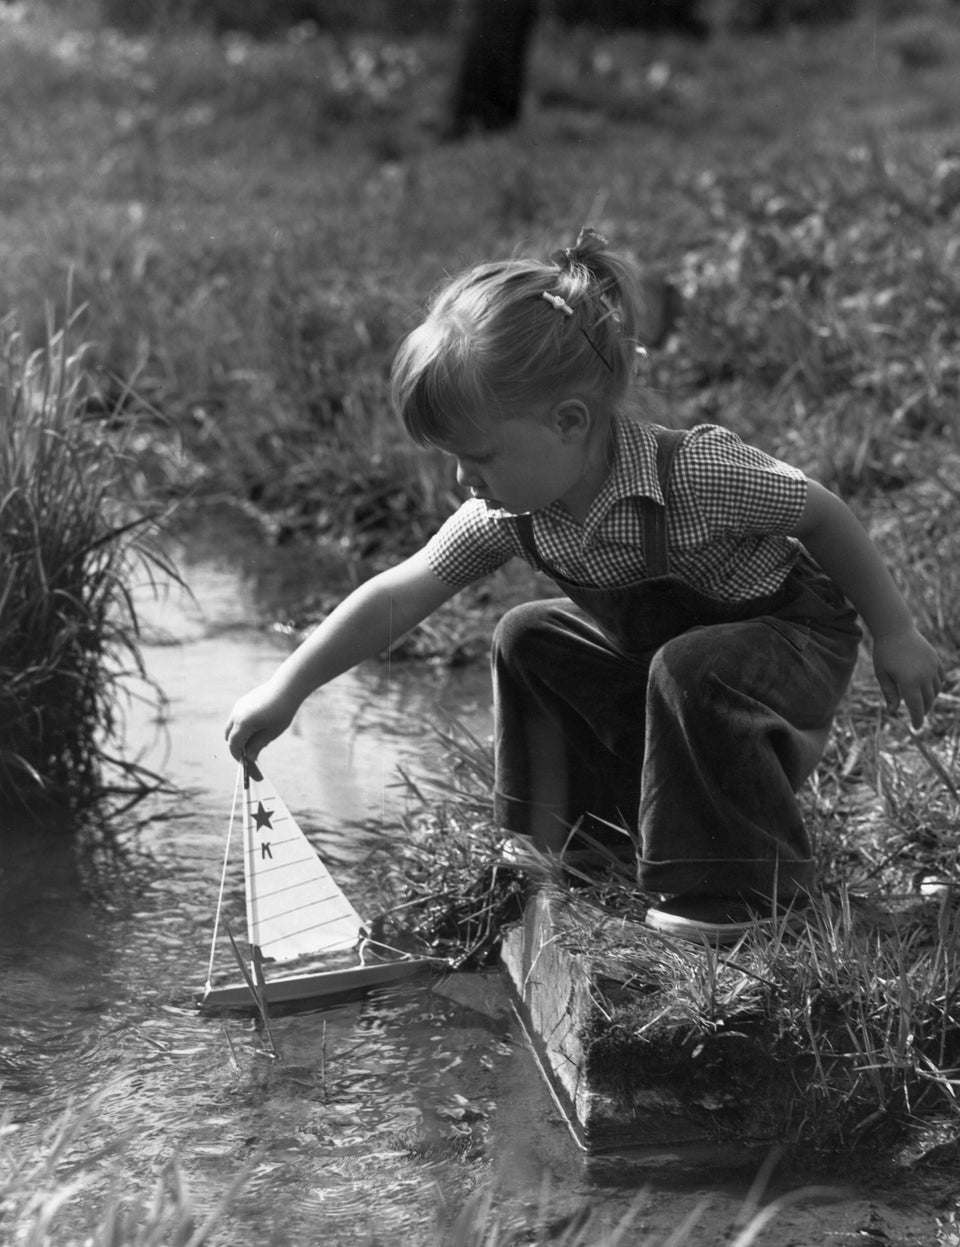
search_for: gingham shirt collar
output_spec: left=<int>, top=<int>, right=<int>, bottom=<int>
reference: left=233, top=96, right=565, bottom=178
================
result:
left=564, top=416, right=663, bottom=547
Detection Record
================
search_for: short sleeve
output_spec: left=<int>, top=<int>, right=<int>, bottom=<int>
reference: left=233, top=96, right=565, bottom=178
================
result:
left=423, top=498, right=517, bottom=588
left=675, top=425, right=808, bottom=538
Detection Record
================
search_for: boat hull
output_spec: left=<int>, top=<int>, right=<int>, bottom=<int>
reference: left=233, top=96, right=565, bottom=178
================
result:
left=198, top=957, right=437, bottom=1012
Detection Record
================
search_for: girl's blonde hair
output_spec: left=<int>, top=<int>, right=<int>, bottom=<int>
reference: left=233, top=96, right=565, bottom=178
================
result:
left=391, top=229, right=646, bottom=446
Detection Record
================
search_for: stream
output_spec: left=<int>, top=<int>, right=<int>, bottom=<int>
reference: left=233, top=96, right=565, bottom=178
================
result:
left=0, top=524, right=948, bottom=1246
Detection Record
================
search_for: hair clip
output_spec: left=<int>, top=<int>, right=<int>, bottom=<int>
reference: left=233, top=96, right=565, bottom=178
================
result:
left=542, top=291, right=574, bottom=317
left=541, top=290, right=613, bottom=371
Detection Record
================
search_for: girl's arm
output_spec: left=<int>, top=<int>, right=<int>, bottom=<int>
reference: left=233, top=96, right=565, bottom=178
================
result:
left=225, top=548, right=461, bottom=762
left=792, top=480, right=944, bottom=727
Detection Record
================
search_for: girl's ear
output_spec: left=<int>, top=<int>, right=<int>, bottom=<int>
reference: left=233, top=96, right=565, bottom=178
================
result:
left=548, top=398, right=592, bottom=443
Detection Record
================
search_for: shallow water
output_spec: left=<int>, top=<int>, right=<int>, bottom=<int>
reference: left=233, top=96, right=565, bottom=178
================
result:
left=0, top=529, right=946, bottom=1245
left=0, top=529, right=577, bottom=1244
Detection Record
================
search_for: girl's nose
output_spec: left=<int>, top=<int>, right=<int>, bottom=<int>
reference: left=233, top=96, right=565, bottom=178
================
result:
left=456, top=460, right=478, bottom=489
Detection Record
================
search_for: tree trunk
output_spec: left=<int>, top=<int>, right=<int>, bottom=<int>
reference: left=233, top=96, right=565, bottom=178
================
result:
left=447, top=0, right=539, bottom=138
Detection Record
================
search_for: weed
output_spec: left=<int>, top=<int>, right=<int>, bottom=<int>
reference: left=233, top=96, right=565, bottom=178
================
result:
left=0, top=1094, right=248, bottom=1246
left=0, top=306, right=174, bottom=820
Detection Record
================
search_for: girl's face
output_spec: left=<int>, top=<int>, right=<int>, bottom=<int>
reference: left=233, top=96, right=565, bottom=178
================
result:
left=436, top=404, right=605, bottom=519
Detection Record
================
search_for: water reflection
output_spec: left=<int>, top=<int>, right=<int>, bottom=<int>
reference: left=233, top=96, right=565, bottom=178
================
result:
left=131, top=532, right=492, bottom=836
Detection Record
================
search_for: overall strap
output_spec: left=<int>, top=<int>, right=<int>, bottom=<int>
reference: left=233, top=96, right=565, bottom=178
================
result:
left=515, top=510, right=543, bottom=570
left=641, top=427, right=687, bottom=577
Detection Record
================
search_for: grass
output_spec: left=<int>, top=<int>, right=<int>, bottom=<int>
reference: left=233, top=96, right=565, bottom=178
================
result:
left=0, top=1095, right=248, bottom=1247
left=0, top=306, right=176, bottom=821
left=438, top=1175, right=849, bottom=1247
left=2, top=0, right=960, bottom=1237
left=587, top=885, right=960, bottom=1150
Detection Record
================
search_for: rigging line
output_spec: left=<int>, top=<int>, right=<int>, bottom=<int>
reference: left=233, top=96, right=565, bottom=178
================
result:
left=205, top=762, right=242, bottom=991
left=361, top=934, right=446, bottom=964
left=381, top=594, right=394, bottom=833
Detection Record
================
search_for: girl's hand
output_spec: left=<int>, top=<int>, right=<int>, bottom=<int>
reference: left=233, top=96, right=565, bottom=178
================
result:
left=224, top=680, right=299, bottom=763
left=872, top=627, right=945, bottom=729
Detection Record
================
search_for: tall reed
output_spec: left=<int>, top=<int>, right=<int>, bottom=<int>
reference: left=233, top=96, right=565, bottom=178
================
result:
left=0, top=308, right=171, bottom=824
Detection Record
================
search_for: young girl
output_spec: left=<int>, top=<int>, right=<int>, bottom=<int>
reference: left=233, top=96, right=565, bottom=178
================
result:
left=225, top=229, right=944, bottom=945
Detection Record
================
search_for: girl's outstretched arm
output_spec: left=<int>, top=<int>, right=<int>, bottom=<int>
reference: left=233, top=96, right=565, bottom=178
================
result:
left=225, top=548, right=461, bottom=762
left=792, top=480, right=945, bottom=727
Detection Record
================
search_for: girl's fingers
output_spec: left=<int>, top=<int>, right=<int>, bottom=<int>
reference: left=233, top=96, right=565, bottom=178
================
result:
left=877, top=671, right=900, bottom=716
left=226, top=722, right=249, bottom=760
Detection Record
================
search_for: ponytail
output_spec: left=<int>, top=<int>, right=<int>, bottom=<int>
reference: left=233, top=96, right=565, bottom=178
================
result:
left=546, top=227, right=646, bottom=362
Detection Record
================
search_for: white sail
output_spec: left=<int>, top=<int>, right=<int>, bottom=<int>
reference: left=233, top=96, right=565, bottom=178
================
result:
left=242, top=770, right=365, bottom=962
left=199, top=763, right=440, bottom=1011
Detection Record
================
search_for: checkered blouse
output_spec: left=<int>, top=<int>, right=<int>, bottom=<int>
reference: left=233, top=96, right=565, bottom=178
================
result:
left=423, top=419, right=809, bottom=603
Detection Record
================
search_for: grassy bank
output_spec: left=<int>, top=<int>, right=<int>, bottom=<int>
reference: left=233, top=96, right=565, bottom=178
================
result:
left=384, top=706, right=960, bottom=1167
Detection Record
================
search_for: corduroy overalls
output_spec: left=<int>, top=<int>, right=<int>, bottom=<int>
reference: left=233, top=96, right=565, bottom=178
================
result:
left=492, top=428, right=862, bottom=902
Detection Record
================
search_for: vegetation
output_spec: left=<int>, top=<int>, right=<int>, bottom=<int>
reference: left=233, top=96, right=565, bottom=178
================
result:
left=0, top=1096, right=246, bottom=1247
left=4, top=2, right=959, bottom=591
left=385, top=704, right=960, bottom=1162
left=86, top=0, right=891, bottom=41
left=2, top=0, right=960, bottom=1237
left=0, top=310, right=174, bottom=821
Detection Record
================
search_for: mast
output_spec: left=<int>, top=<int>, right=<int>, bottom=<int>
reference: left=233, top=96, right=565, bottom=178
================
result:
left=240, top=756, right=259, bottom=981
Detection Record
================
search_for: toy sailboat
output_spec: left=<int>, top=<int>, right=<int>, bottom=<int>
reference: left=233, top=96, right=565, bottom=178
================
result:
left=198, top=761, right=439, bottom=1012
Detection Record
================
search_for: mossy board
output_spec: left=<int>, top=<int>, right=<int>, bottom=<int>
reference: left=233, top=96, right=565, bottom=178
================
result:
left=500, top=889, right=762, bottom=1162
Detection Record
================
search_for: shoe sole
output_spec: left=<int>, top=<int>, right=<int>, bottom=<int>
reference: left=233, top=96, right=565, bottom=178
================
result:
left=645, top=905, right=809, bottom=946
left=644, top=910, right=770, bottom=946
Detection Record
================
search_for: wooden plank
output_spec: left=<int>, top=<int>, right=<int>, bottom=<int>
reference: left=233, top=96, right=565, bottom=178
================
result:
left=500, top=890, right=757, bottom=1159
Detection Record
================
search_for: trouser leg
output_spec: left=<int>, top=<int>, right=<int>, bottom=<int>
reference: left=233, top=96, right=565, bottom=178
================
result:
left=637, top=617, right=858, bottom=901
left=491, top=600, right=647, bottom=848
